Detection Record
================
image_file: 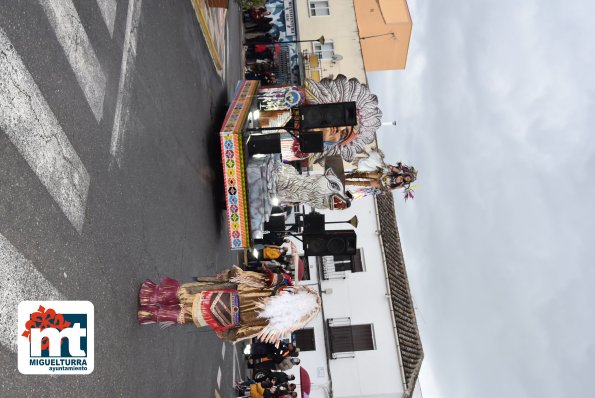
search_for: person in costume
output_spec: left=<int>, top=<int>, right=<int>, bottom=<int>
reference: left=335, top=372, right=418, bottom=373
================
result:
left=253, top=370, right=296, bottom=384
left=345, top=149, right=418, bottom=201
left=137, top=266, right=320, bottom=343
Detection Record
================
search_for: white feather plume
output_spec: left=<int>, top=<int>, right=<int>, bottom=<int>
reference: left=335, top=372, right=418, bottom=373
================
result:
left=254, top=286, right=321, bottom=343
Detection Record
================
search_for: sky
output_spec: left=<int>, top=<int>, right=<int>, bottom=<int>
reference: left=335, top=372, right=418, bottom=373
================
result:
left=367, top=1, right=595, bottom=397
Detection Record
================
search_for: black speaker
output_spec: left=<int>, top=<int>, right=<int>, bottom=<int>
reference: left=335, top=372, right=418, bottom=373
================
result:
left=299, top=102, right=357, bottom=129
left=264, top=213, right=286, bottom=233
left=303, top=212, right=325, bottom=234
left=299, top=131, right=324, bottom=153
left=247, top=134, right=281, bottom=154
left=303, top=230, right=357, bottom=256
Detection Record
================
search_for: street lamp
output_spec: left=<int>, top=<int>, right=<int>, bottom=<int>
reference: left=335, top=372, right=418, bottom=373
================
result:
left=360, top=32, right=396, bottom=41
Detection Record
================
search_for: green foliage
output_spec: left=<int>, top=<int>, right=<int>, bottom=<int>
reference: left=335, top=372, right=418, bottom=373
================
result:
left=237, top=0, right=267, bottom=11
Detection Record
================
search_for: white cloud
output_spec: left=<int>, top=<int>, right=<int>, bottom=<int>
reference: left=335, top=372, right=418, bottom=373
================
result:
left=368, top=0, right=595, bottom=396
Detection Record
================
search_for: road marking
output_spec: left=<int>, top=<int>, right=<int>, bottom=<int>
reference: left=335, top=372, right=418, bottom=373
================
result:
left=0, top=234, right=65, bottom=352
left=221, top=342, right=226, bottom=359
left=232, top=346, right=237, bottom=388
left=0, top=27, right=90, bottom=234
left=217, top=366, right=222, bottom=388
left=110, top=0, right=142, bottom=167
left=38, top=0, right=106, bottom=122
left=96, top=0, right=117, bottom=37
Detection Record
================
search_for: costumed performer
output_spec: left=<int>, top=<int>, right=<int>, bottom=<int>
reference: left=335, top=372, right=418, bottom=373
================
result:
left=345, top=149, right=418, bottom=201
left=137, top=266, right=320, bottom=343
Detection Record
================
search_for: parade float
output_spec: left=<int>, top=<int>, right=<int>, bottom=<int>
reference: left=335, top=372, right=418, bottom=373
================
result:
left=218, top=74, right=415, bottom=250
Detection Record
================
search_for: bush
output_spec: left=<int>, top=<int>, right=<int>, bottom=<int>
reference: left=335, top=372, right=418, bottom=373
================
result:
left=237, top=0, right=267, bottom=10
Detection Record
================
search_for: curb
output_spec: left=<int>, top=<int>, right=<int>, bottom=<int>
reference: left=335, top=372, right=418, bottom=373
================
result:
left=190, top=0, right=224, bottom=71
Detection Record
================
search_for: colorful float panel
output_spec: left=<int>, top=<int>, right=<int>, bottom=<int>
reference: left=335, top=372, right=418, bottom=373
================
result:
left=220, top=80, right=260, bottom=250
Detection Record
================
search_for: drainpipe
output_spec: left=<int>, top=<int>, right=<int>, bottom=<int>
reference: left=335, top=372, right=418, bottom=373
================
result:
left=300, top=262, right=334, bottom=397
left=373, top=199, right=408, bottom=396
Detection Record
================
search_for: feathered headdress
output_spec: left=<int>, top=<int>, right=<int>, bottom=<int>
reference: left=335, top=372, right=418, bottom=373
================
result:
left=305, top=75, right=382, bottom=164
left=400, top=165, right=418, bottom=202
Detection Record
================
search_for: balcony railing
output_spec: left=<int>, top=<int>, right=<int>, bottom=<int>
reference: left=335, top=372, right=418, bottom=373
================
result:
left=318, top=256, right=347, bottom=280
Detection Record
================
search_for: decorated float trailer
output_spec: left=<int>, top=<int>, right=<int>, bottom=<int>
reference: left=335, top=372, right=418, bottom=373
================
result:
left=218, top=75, right=384, bottom=250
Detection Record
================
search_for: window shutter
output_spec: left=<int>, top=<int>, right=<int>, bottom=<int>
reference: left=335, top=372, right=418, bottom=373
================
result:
left=293, top=328, right=316, bottom=351
left=329, top=324, right=375, bottom=353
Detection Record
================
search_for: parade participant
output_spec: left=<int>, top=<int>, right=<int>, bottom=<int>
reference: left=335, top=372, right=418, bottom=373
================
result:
left=276, top=357, right=300, bottom=371
left=248, top=342, right=299, bottom=368
left=345, top=150, right=418, bottom=201
left=137, top=266, right=320, bottom=343
left=263, top=244, right=287, bottom=260
left=254, top=370, right=295, bottom=384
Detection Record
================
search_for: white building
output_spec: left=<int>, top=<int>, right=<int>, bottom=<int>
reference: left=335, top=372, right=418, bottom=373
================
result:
left=291, top=194, right=424, bottom=398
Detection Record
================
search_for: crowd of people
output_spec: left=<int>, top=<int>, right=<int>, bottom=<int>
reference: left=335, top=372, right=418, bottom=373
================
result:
left=237, top=340, right=302, bottom=398
left=238, top=236, right=304, bottom=397
left=243, top=7, right=278, bottom=86
left=246, top=238, right=297, bottom=287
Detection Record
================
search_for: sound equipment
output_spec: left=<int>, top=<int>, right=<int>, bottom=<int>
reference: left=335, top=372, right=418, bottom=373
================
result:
left=299, top=102, right=357, bottom=130
left=298, top=130, right=324, bottom=153
left=264, top=213, right=286, bottom=233
left=303, top=212, right=325, bottom=234
left=303, top=230, right=357, bottom=256
left=246, top=133, right=281, bottom=154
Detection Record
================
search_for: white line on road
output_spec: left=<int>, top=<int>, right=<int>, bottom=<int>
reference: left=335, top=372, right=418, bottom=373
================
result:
left=217, top=366, right=222, bottom=388
left=0, top=234, right=65, bottom=352
left=38, top=0, right=107, bottom=122
left=221, top=342, right=226, bottom=359
left=96, top=0, right=117, bottom=37
left=232, top=346, right=237, bottom=387
left=110, top=0, right=142, bottom=167
left=0, top=27, right=90, bottom=234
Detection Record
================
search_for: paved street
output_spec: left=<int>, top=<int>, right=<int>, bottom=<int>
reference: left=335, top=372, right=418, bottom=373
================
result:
left=0, top=0, right=243, bottom=396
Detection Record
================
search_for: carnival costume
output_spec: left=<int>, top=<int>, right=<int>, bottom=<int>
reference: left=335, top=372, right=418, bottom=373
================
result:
left=345, top=149, right=418, bottom=201
left=137, top=266, right=320, bottom=343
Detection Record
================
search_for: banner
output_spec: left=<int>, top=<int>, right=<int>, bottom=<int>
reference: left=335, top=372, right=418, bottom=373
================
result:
left=283, top=0, right=296, bottom=36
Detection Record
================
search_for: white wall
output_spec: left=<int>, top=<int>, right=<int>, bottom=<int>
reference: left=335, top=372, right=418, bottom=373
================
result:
left=295, top=197, right=406, bottom=397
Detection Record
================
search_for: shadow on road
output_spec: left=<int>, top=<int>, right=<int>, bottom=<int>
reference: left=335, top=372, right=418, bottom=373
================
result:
left=206, top=91, right=233, bottom=236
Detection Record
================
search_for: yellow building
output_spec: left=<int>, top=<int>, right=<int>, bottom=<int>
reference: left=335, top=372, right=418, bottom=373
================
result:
left=295, top=0, right=367, bottom=82
left=355, top=0, right=412, bottom=70
left=296, top=0, right=411, bottom=82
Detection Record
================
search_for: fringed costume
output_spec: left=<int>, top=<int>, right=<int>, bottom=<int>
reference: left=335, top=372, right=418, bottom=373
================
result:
left=137, top=266, right=320, bottom=343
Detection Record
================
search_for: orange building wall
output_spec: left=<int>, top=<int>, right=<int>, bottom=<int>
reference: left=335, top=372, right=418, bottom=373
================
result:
left=354, top=0, right=412, bottom=71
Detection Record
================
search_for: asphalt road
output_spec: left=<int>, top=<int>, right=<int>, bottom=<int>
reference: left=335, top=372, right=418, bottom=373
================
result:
left=0, top=1, right=244, bottom=397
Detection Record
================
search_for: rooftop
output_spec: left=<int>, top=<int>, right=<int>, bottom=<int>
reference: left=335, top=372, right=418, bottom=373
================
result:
left=375, top=193, right=424, bottom=398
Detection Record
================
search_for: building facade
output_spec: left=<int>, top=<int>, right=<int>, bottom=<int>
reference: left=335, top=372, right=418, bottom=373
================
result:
left=292, top=194, right=423, bottom=398
left=355, top=0, right=412, bottom=71
left=294, top=0, right=367, bottom=82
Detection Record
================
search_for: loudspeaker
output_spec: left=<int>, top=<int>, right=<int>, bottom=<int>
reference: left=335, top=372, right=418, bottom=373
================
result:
left=264, top=213, right=286, bottom=233
left=303, top=212, right=325, bottom=234
left=299, top=102, right=357, bottom=130
left=303, top=230, right=357, bottom=256
left=247, top=134, right=281, bottom=154
left=299, top=131, right=324, bottom=153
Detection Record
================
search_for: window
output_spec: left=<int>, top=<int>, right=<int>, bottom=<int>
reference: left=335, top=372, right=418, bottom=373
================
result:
left=313, top=41, right=334, bottom=60
left=309, top=0, right=330, bottom=16
left=328, top=323, right=375, bottom=354
left=293, top=328, right=316, bottom=351
left=323, top=249, right=365, bottom=273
